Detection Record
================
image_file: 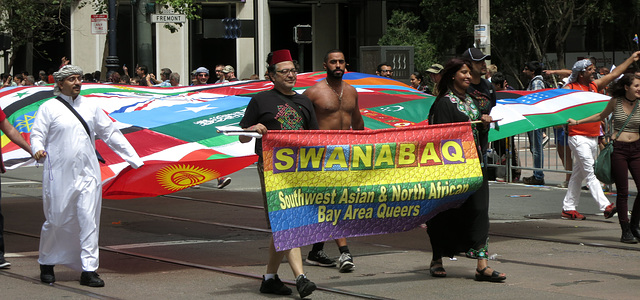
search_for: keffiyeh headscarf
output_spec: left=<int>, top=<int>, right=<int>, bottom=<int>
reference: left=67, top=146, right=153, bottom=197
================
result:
left=53, top=65, right=83, bottom=95
left=568, top=59, right=592, bottom=84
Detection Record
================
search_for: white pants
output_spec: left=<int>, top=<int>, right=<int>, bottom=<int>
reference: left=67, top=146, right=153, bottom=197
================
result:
left=562, top=135, right=611, bottom=211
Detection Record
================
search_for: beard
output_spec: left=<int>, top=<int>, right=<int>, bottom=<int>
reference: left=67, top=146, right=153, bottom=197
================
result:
left=327, top=67, right=344, bottom=79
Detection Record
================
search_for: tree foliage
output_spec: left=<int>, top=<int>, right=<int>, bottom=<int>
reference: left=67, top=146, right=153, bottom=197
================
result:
left=0, top=0, right=73, bottom=70
left=378, top=10, right=437, bottom=73
left=379, top=0, right=625, bottom=88
left=155, top=0, right=200, bottom=33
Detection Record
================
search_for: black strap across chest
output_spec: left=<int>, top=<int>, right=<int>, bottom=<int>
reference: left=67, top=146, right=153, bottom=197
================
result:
left=55, top=96, right=106, bottom=163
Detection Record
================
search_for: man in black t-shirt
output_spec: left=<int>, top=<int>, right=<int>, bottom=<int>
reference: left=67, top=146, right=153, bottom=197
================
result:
left=462, top=48, right=496, bottom=154
left=239, top=49, right=317, bottom=299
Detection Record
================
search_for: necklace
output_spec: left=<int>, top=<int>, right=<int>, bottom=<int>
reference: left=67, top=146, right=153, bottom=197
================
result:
left=325, top=79, right=343, bottom=101
left=625, top=96, right=637, bottom=103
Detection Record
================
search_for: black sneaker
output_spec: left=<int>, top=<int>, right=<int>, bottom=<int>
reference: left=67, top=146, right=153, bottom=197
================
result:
left=295, top=274, right=316, bottom=299
left=338, top=252, right=355, bottom=273
left=80, top=271, right=105, bottom=287
left=259, top=275, right=292, bottom=295
left=306, top=250, right=336, bottom=267
left=0, top=258, right=11, bottom=269
left=522, top=176, right=544, bottom=185
left=40, top=264, right=55, bottom=284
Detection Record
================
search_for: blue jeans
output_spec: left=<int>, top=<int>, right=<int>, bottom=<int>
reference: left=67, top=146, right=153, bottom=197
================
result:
left=527, top=129, right=544, bottom=180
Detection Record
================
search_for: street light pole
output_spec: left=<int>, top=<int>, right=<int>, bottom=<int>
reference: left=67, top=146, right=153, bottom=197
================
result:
left=105, top=0, right=119, bottom=78
left=478, top=0, right=491, bottom=64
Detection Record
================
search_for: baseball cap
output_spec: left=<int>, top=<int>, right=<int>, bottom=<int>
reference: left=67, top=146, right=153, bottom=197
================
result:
left=222, top=65, right=235, bottom=73
left=426, top=64, right=444, bottom=74
left=195, top=67, right=209, bottom=75
left=461, top=48, right=491, bottom=61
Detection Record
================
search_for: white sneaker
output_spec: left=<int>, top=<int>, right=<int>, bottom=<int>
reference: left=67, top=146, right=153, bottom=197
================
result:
left=0, top=259, right=11, bottom=269
left=217, top=177, right=231, bottom=189
left=338, top=252, right=355, bottom=273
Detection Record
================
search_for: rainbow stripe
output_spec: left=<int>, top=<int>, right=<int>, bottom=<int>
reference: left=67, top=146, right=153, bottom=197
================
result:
left=262, top=124, right=483, bottom=251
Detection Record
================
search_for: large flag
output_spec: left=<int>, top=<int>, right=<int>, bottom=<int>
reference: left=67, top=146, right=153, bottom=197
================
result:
left=261, top=124, right=484, bottom=251
left=489, top=89, right=610, bottom=141
left=0, top=73, right=429, bottom=199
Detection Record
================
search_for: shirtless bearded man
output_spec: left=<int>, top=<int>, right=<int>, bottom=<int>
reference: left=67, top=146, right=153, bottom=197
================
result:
left=302, top=49, right=364, bottom=272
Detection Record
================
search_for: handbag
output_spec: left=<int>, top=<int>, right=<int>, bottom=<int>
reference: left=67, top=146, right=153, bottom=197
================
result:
left=594, top=99, right=638, bottom=184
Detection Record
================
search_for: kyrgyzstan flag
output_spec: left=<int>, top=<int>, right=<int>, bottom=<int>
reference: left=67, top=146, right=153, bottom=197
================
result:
left=101, top=150, right=257, bottom=199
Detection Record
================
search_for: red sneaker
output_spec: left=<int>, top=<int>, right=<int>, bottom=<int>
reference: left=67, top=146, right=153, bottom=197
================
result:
left=604, top=203, right=617, bottom=219
left=562, top=210, right=586, bottom=220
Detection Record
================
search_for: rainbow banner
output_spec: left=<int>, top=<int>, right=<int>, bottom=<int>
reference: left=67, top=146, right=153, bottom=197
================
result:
left=262, top=123, right=484, bottom=251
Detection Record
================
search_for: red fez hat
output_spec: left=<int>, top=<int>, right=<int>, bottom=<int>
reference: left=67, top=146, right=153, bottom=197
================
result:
left=269, top=49, right=292, bottom=66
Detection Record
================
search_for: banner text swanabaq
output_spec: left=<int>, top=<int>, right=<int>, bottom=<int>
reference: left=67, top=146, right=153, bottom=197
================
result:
left=272, top=140, right=467, bottom=173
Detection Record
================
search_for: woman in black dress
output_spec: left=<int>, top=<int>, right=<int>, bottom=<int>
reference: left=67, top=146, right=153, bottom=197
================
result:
left=426, top=58, right=506, bottom=282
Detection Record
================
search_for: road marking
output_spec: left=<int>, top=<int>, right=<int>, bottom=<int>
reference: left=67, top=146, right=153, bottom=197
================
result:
left=106, top=239, right=243, bottom=250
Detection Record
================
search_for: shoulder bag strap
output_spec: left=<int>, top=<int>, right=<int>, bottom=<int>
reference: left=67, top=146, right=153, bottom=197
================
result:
left=55, top=96, right=106, bottom=163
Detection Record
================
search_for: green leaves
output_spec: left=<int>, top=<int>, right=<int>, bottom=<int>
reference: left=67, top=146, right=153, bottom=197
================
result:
left=378, top=10, right=437, bottom=73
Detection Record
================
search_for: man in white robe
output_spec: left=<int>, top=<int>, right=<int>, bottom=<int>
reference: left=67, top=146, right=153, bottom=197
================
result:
left=31, top=65, right=144, bottom=287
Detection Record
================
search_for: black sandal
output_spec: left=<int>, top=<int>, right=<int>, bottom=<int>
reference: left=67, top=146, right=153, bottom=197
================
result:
left=429, top=261, right=446, bottom=278
left=475, top=266, right=506, bottom=282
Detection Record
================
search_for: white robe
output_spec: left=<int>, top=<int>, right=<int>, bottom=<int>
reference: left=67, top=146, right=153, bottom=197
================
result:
left=30, top=94, right=143, bottom=271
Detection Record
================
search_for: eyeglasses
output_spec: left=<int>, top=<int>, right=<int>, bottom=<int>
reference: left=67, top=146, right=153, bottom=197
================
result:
left=381, top=69, right=393, bottom=73
left=276, top=68, right=298, bottom=75
left=197, top=74, right=209, bottom=77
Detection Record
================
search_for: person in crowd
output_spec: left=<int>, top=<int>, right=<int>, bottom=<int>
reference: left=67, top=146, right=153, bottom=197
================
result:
left=83, top=73, right=95, bottom=83
left=491, top=72, right=520, bottom=182
left=410, top=71, right=428, bottom=93
left=169, top=72, right=180, bottom=87
left=426, top=58, right=506, bottom=282
left=486, top=64, right=497, bottom=80
left=31, top=65, right=144, bottom=287
left=107, top=71, right=121, bottom=84
left=222, top=65, right=239, bottom=82
left=560, top=52, right=640, bottom=220
left=238, top=49, right=317, bottom=298
left=36, top=70, right=48, bottom=86
left=214, top=64, right=227, bottom=84
left=376, top=63, right=393, bottom=78
left=22, top=75, right=36, bottom=86
left=93, top=71, right=101, bottom=83
left=522, top=61, right=546, bottom=185
left=135, top=65, right=149, bottom=86
left=303, top=49, right=363, bottom=273
left=148, top=68, right=172, bottom=87
left=426, top=63, right=444, bottom=95
left=567, top=73, right=640, bottom=243
left=194, top=67, right=210, bottom=85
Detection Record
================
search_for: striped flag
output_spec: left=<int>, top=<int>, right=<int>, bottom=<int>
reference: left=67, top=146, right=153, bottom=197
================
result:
left=489, top=89, right=610, bottom=141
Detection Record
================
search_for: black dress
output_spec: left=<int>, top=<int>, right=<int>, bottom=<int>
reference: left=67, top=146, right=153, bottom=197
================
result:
left=426, top=90, right=492, bottom=260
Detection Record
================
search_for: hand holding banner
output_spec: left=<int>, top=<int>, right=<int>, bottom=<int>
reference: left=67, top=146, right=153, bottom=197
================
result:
left=261, top=123, right=484, bottom=251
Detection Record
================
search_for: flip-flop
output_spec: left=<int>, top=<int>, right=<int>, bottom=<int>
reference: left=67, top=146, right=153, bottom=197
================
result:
left=475, top=266, right=506, bottom=282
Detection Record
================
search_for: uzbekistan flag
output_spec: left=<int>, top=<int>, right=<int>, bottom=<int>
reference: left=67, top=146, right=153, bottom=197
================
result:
left=489, top=89, right=610, bottom=141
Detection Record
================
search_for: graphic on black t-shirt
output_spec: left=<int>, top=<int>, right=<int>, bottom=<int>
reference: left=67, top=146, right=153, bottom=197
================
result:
left=275, top=104, right=304, bottom=130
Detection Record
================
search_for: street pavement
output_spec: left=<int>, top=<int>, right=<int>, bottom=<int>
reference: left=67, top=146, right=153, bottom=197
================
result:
left=0, top=165, right=639, bottom=300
